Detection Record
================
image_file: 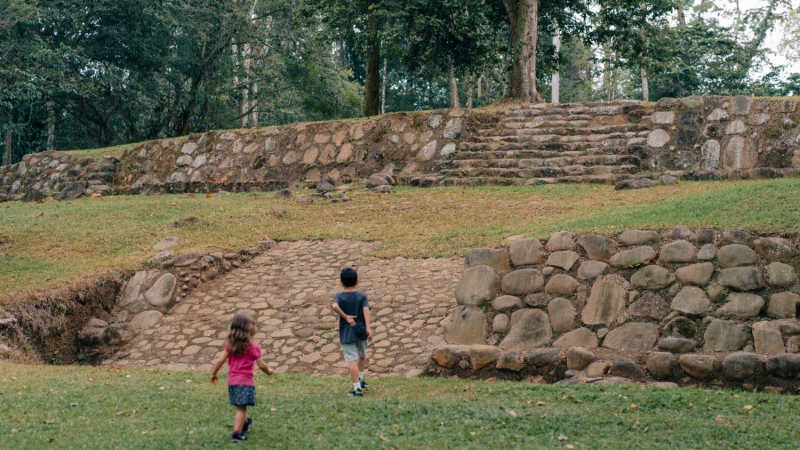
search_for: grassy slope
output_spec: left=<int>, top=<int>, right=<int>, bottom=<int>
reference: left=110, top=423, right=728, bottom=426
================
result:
left=2, top=179, right=799, bottom=302
left=2, top=362, right=798, bottom=449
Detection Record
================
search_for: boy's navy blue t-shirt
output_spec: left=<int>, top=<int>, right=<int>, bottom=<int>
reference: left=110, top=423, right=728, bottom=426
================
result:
left=333, top=291, right=370, bottom=343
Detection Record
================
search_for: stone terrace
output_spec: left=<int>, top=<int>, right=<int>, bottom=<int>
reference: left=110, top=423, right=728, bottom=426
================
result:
left=107, top=240, right=462, bottom=377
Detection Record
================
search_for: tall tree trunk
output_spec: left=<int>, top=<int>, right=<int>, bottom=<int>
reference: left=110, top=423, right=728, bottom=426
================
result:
left=602, top=44, right=612, bottom=101
left=477, top=73, right=483, bottom=99
left=449, top=67, right=460, bottom=108
left=240, top=42, right=252, bottom=127
left=503, top=0, right=522, bottom=99
left=381, top=58, right=387, bottom=114
left=641, top=68, right=649, bottom=103
left=733, top=0, right=741, bottom=43
left=3, top=129, right=11, bottom=166
left=363, top=13, right=381, bottom=117
left=551, top=34, right=560, bottom=104
left=467, top=74, right=474, bottom=109
left=519, top=0, right=541, bottom=102
left=750, top=0, right=778, bottom=51
left=46, top=101, right=55, bottom=152
left=250, top=82, right=259, bottom=126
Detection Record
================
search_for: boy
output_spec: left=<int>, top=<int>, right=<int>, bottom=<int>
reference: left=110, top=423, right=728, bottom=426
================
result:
left=331, top=267, right=372, bottom=397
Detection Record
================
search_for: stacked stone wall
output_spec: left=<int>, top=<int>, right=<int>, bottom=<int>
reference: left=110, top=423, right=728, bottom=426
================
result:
left=429, top=227, right=800, bottom=392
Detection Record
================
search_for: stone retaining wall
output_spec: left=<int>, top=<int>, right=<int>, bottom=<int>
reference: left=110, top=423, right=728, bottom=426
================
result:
left=428, top=227, right=800, bottom=392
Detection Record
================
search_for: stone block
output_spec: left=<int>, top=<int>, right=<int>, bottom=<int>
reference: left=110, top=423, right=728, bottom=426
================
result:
left=544, top=275, right=578, bottom=296
left=647, top=352, right=675, bottom=379
left=704, top=319, right=750, bottom=352
left=578, top=234, right=617, bottom=261
left=130, top=310, right=163, bottom=330
left=766, top=354, right=800, bottom=379
left=766, top=262, right=797, bottom=287
left=545, top=231, right=573, bottom=251
left=618, top=230, right=660, bottom=246
left=509, top=238, right=545, bottom=266
left=768, top=292, right=799, bottom=318
left=144, top=273, right=177, bottom=307
left=431, top=345, right=469, bottom=368
left=752, top=321, right=784, bottom=355
left=577, top=261, right=608, bottom=280
left=697, top=244, right=717, bottom=261
left=717, top=293, right=765, bottom=317
left=671, top=286, right=712, bottom=316
left=628, top=291, right=668, bottom=320
left=602, top=322, right=658, bottom=352
left=722, top=352, right=759, bottom=381
left=716, top=244, right=758, bottom=268
left=501, top=269, right=544, bottom=295
left=719, top=267, right=764, bottom=291
left=609, top=246, right=657, bottom=268
left=610, top=357, right=642, bottom=380
left=582, top=275, right=627, bottom=326
left=496, top=350, right=524, bottom=371
left=455, top=265, right=499, bottom=306
left=469, top=345, right=501, bottom=370
left=492, top=295, right=522, bottom=312
left=658, top=240, right=696, bottom=263
left=525, top=348, right=563, bottom=367
left=631, top=265, right=676, bottom=290
left=547, top=298, right=575, bottom=331
left=500, top=309, right=552, bottom=350
left=547, top=251, right=580, bottom=271
left=566, top=347, right=596, bottom=370
left=493, top=314, right=510, bottom=333
left=465, top=248, right=511, bottom=272
left=679, top=354, right=714, bottom=379
left=552, top=328, right=598, bottom=349
left=754, top=237, right=797, bottom=259
left=674, top=263, right=715, bottom=286
left=444, top=306, right=488, bottom=345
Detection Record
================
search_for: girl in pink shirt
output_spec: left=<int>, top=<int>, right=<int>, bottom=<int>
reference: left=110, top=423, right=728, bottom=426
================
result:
left=211, top=314, right=274, bottom=443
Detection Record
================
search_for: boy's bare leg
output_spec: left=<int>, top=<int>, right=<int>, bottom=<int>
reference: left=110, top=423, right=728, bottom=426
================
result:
left=234, top=406, right=247, bottom=432
left=349, top=361, right=360, bottom=384
left=357, top=355, right=366, bottom=374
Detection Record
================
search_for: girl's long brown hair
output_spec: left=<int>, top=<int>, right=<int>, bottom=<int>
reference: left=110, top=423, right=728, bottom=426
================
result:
left=227, top=314, right=256, bottom=356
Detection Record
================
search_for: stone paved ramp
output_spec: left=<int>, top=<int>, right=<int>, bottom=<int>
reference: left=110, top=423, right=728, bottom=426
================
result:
left=109, top=240, right=461, bottom=377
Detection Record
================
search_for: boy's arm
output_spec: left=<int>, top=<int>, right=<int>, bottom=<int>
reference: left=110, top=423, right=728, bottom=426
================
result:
left=255, top=357, right=274, bottom=376
left=363, top=305, right=372, bottom=341
left=332, top=302, right=356, bottom=326
left=210, top=350, right=229, bottom=384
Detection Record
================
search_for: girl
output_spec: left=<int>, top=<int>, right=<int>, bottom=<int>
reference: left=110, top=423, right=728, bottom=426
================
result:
left=211, top=314, right=274, bottom=443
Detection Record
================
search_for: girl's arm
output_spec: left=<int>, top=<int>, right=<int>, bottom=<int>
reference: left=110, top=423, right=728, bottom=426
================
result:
left=210, top=350, right=229, bottom=384
left=363, top=305, right=372, bottom=341
left=332, top=303, right=356, bottom=325
left=255, top=357, right=274, bottom=375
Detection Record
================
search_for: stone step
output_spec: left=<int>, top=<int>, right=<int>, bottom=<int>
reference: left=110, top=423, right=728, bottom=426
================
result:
left=435, top=154, right=641, bottom=170
left=438, top=176, right=523, bottom=187
left=448, top=150, right=586, bottom=160
left=439, top=164, right=639, bottom=179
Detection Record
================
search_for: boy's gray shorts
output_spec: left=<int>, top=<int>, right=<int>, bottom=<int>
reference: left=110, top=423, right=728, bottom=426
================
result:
left=342, top=340, right=368, bottom=362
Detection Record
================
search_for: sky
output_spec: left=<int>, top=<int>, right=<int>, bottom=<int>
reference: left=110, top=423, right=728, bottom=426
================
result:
left=727, top=0, right=799, bottom=77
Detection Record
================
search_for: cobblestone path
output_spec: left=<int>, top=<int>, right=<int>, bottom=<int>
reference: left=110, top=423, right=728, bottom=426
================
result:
left=109, top=240, right=462, bottom=377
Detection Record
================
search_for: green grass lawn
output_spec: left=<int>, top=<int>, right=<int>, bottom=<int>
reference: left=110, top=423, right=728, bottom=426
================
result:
left=2, top=362, right=798, bottom=449
left=2, top=178, right=799, bottom=302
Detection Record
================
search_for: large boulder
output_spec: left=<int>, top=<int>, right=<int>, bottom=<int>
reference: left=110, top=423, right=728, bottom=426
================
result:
left=577, top=261, right=608, bottom=280
left=492, top=295, right=522, bottom=312
left=130, top=310, right=163, bottom=330
left=752, top=321, right=784, bottom=355
left=469, top=345, right=501, bottom=370
left=501, top=269, right=544, bottom=295
left=703, top=319, right=750, bottom=352
left=716, top=244, right=758, bottom=268
left=509, top=239, right=545, bottom=266
left=658, top=240, right=696, bottom=263
left=545, top=231, right=573, bottom=251
left=647, top=352, right=675, bottom=379
left=674, top=263, right=715, bottom=285
left=658, top=337, right=696, bottom=353
left=367, top=173, right=391, bottom=188
left=766, top=354, right=800, bottom=379
left=53, top=182, right=85, bottom=200
left=431, top=345, right=469, bottom=368
left=716, top=293, right=764, bottom=317
left=602, top=322, right=658, bottom=352
left=547, top=297, right=575, bottom=331
left=618, top=230, right=660, bottom=246
left=768, top=292, right=799, bottom=318
left=754, top=237, right=797, bottom=259
left=628, top=291, right=668, bottom=320
left=444, top=306, right=488, bottom=345
left=578, top=234, right=617, bottom=261
left=679, top=354, right=714, bottom=379
left=610, top=357, right=642, bottom=380
left=582, top=275, right=627, bottom=326
left=546, top=251, right=581, bottom=271
left=525, top=348, right=563, bottom=367
left=670, top=287, right=712, bottom=316
left=465, top=248, right=511, bottom=272
left=722, top=352, right=760, bottom=381
left=455, top=265, right=499, bottom=306
left=496, top=350, right=524, bottom=371
left=144, top=273, right=177, bottom=307
left=609, top=246, right=657, bottom=268
left=544, top=275, right=578, bottom=296
left=500, top=309, right=552, bottom=350
left=631, top=265, right=675, bottom=290
left=552, top=328, right=598, bottom=349
left=21, top=188, right=44, bottom=203
left=566, top=347, right=596, bottom=370
left=766, top=262, right=797, bottom=287
left=119, top=271, right=148, bottom=308
left=104, top=323, right=134, bottom=345
left=719, top=267, right=764, bottom=291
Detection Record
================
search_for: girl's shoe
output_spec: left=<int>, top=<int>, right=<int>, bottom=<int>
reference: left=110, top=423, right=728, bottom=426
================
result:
left=232, top=431, right=247, bottom=443
left=359, top=378, right=369, bottom=390
left=348, top=388, right=364, bottom=397
left=242, top=418, right=252, bottom=433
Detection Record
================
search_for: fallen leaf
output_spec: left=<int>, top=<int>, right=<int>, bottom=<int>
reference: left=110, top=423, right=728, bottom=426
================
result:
left=642, top=427, right=649, bottom=433
left=558, top=434, right=568, bottom=440
left=43, top=420, right=54, bottom=424
left=567, top=445, right=574, bottom=449
left=391, top=424, right=399, bottom=428
left=715, top=416, right=724, bottom=424
left=90, top=193, right=103, bottom=198
left=11, top=429, right=18, bottom=433
left=116, top=412, right=125, bottom=415
left=631, top=404, right=637, bottom=408
left=743, top=405, right=752, bottom=410
left=170, top=202, right=177, bottom=206
left=270, top=407, right=277, bottom=412
left=509, top=411, right=517, bottom=417
left=206, top=194, right=212, bottom=198
left=36, top=199, right=43, bottom=204
left=572, top=399, right=583, bottom=404
left=379, top=435, right=387, bottom=441
left=38, top=212, right=44, bottom=216
left=210, top=178, right=217, bottom=182
left=536, top=401, right=546, bottom=406
left=70, top=403, right=78, bottom=407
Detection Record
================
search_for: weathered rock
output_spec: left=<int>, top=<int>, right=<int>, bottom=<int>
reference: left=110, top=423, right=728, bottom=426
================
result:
left=544, top=275, right=578, bottom=296
left=88, top=318, right=108, bottom=328
left=631, top=265, right=676, bottom=290
left=119, top=271, right=148, bottom=307
left=105, top=323, right=134, bottom=345
left=455, top=265, right=499, bottom=306
left=773, top=319, right=800, bottom=336
left=618, top=230, right=660, bottom=247
left=153, top=236, right=181, bottom=251
left=717, top=293, right=764, bottom=317
left=675, top=263, right=715, bottom=285
left=697, top=244, right=717, bottom=261
left=722, top=352, right=759, bottom=381
left=751, top=321, right=784, bottom=355
left=174, top=216, right=196, bottom=226
left=716, top=244, right=758, bottom=268
left=465, top=248, right=511, bottom=272
left=373, top=185, right=393, bottom=193
left=602, top=322, right=658, bottom=351
left=509, top=238, right=544, bottom=266
left=547, top=298, right=574, bottom=331
left=691, top=228, right=716, bottom=245
left=431, top=345, right=469, bottom=368
left=707, top=284, right=725, bottom=302
left=754, top=237, right=797, bottom=259
left=21, top=188, right=44, bottom=202
left=78, top=328, right=105, bottom=346
left=469, top=345, right=501, bottom=370
left=766, top=262, right=797, bottom=287
left=492, top=295, right=522, bottom=312
left=663, top=316, right=698, bottom=339
left=658, top=240, right=696, bottom=263
left=766, top=354, right=800, bottom=379
left=524, top=292, right=551, bottom=308
left=664, top=225, right=694, bottom=240
left=721, top=229, right=753, bottom=246
left=577, top=261, right=608, bottom=280
left=578, top=234, right=617, bottom=261
left=524, top=348, right=563, bottom=367
left=500, top=309, right=552, bottom=350
left=671, top=286, right=712, bottom=316
left=545, top=231, right=573, bottom=251
left=144, top=273, right=177, bottom=307
left=610, top=357, right=642, bottom=380
left=492, top=314, right=510, bottom=333
left=704, top=319, right=750, bottom=352
left=628, top=291, right=668, bottom=320
left=275, top=188, right=292, bottom=199
left=552, top=328, right=598, bottom=349
left=546, top=251, right=581, bottom=271
left=316, top=180, right=335, bottom=192
left=496, top=350, right=524, bottom=371
left=647, top=352, right=675, bottom=379
left=444, top=306, right=488, bottom=345
left=53, top=182, right=85, bottom=200
left=130, top=310, right=163, bottom=330
left=170, top=252, right=199, bottom=267
left=768, top=292, right=799, bottom=318
left=586, top=361, right=611, bottom=377
left=566, top=347, right=596, bottom=370
left=679, top=354, right=714, bottom=379
left=719, top=267, right=764, bottom=291
left=658, top=337, right=696, bottom=353
left=501, top=269, right=544, bottom=295
left=367, top=174, right=390, bottom=188
left=609, top=246, right=657, bottom=268
left=582, top=275, right=627, bottom=326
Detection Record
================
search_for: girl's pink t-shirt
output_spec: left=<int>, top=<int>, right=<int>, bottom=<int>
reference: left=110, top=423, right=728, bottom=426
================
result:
left=225, top=343, right=262, bottom=386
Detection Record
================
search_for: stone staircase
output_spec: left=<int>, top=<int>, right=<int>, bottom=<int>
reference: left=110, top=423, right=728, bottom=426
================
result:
left=403, top=100, right=654, bottom=187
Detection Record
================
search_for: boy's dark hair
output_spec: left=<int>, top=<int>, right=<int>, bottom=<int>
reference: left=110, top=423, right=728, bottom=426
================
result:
left=340, top=267, right=358, bottom=287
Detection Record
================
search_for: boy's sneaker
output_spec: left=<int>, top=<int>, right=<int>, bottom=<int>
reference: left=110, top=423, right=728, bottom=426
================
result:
left=242, top=418, right=252, bottom=433
left=359, top=378, right=369, bottom=390
left=232, top=431, right=247, bottom=443
left=348, top=388, right=364, bottom=397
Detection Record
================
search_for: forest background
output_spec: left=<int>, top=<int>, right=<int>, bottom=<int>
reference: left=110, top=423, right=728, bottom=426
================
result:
left=1, top=0, right=799, bottom=164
